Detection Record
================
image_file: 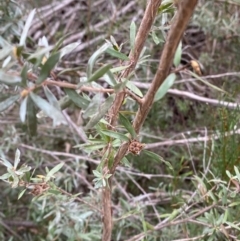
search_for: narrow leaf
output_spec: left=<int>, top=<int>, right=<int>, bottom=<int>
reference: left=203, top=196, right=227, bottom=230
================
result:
left=18, top=189, right=27, bottom=200
left=0, top=71, right=22, bottom=85
left=0, top=173, right=11, bottom=180
left=20, top=64, right=28, bottom=87
left=126, top=81, right=143, bottom=97
left=27, top=97, right=37, bottom=136
left=173, top=41, right=182, bottom=67
left=130, top=21, right=136, bottom=51
left=0, top=157, right=13, bottom=168
left=0, top=94, right=20, bottom=112
left=189, top=70, right=228, bottom=94
left=119, top=113, right=136, bottom=138
left=19, top=96, right=28, bottom=122
left=84, top=94, right=115, bottom=130
left=101, top=130, right=129, bottom=142
left=106, top=47, right=129, bottom=61
left=30, top=92, right=67, bottom=126
left=82, top=93, right=101, bottom=119
left=46, top=162, right=64, bottom=178
left=36, top=52, right=61, bottom=84
left=60, top=42, right=80, bottom=58
left=43, top=86, right=60, bottom=109
left=87, top=43, right=110, bottom=78
left=154, top=73, right=176, bottom=102
left=88, top=64, right=112, bottom=82
left=64, top=88, right=90, bottom=109
left=19, top=9, right=36, bottom=46
left=14, top=149, right=21, bottom=170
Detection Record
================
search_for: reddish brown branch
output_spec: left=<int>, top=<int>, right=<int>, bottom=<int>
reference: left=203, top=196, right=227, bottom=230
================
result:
left=102, top=1, right=162, bottom=241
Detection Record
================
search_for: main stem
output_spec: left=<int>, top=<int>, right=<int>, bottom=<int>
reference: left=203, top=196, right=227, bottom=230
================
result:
left=102, top=1, right=162, bottom=240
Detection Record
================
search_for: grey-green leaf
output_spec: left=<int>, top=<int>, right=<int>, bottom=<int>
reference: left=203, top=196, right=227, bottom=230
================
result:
left=20, top=96, right=28, bottom=122
left=84, top=94, right=115, bottom=130
left=27, top=97, right=37, bottom=136
left=101, top=130, right=129, bottom=142
left=173, top=41, right=182, bottom=67
left=30, top=92, right=67, bottom=126
left=19, top=9, right=36, bottom=46
left=87, top=43, right=110, bottom=78
left=64, top=88, right=90, bottom=109
left=0, top=71, right=22, bottom=85
left=14, top=149, right=21, bottom=169
left=46, top=162, right=64, bottom=179
left=36, top=52, right=61, bottom=84
left=154, top=73, right=176, bottom=102
left=106, top=47, right=129, bottom=61
left=119, top=113, right=136, bottom=139
left=0, top=94, right=20, bottom=112
left=20, top=64, right=28, bottom=87
left=43, top=86, right=60, bottom=110
left=130, top=21, right=136, bottom=51
left=126, top=81, right=143, bottom=97
left=88, top=64, right=112, bottom=82
left=18, top=189, right=27, bottom=200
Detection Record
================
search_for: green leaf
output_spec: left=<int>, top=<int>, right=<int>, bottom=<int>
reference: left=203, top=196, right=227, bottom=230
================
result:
left=19, top=9, right=36, bottom=46
left=30, top=92, right=67, bottom=126
left=82, top=93, right=102, bottom=119
left=80, top=143, right=107, bottom=152
left=0, top=94, right=20, bottom=112
left=93, top=170, right=102, bottom=178
left=104, top=70, right=117, bottom=86
left=130, top=21, right=136, bottom=51
left=27, top=97, right=37, bottom=136
left=154, top=73, right=176, bottom=102
left=101, top=130, right=129, bottom=142
left=20, top=64, right=28, bottom=87
left=36, top=52, right=61, bottom=84
left=0, top=71, right=22, bottom=85
left=64, top=88, right=90, bottom=109
left=43, top=86, right=60, bottom=110
left=126, top=81, right=143, bottom=97
left=0, top=157, right=13, bottom=168
left=59, top=42, right=80, bottom=58
left=88, top=64, right=112, bottom=82
left=19, top=96, right=28, bottom=122
left=14, top=149, right=21, bottom=170
left=18, top=189, right=27, bottom=200
left=142, top=150, right=173, bottom=169
left=110, top=65, right=130, bottom=74
left=0, top=173, right=11, bottom=180
left=87, top=43, right=110, bottom=78
left=84, top=94, right=115, bottom=130
left=121, top=157, right=131, bottom=168
left=46, top=162, right=64, bottom=179
left=189, top=70, right=228, bottom=94
left=119, top=113, right=136, bottom=139
left=113, top=78, right=128, bottom=92
left=0, top=46, right=12, bottom=61
left=106, top=47, right=129, bottom=61
left=173, top=41, right=182, bottom=67
left=142, top=150, right=160, bottom=162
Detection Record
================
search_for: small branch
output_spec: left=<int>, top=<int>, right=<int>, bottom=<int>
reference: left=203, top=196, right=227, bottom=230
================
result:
left=133, top=82, right=240, bottom=109
left=146, top=127, right=240, bottom=149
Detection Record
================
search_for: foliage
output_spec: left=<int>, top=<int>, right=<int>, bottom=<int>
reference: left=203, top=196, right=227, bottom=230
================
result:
left=1, top=0, right=240, bottom=241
